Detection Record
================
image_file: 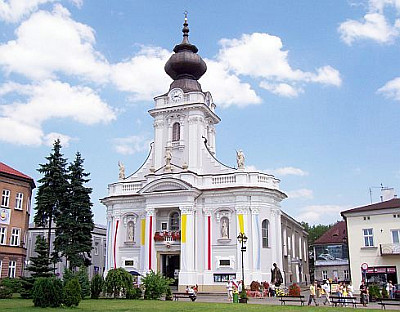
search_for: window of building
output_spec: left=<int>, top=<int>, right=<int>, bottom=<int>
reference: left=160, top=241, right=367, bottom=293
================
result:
left=161, top=222, right=168, bottom=231
left=15, top=193, right=23, bottom=210
left=262, top=219, right=269, bottom=248
left=10, top=228, right=20, bottom=246
left=363, top=228, right=374, bottom=247
left=363, top=216, right=370, bottom=220
left=172, top=122, right=180, bottom=141
left=392, top=229, right=400, bottom=244
left=0, top=227, right=6, bottom=245
left=169, top=212, right=180, bottom=231
left=322, top=270, right=328, bottom=280
left=344, top=270, right=349, bottom=280
left=219, top=260, right=230, bottom=266
left=8, top=261, right=16, bottom=278
left=1, top=189, right=10, bottom=207
left=0, top=260, right=2, bottom=278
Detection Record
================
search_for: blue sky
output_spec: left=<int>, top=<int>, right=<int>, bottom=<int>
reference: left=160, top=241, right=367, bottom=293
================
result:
left=1, top=0, right=400, bottom=225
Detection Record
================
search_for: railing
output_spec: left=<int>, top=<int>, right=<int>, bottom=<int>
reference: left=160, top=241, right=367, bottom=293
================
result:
left=380, top=243, right=400, bottom=255
left=212, top=175, right=236, bottom=184
left=154, top=231, right=181, bottom=242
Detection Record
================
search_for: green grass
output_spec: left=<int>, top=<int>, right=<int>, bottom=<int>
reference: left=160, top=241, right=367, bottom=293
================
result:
left=0, top=299, right=382, bottom=311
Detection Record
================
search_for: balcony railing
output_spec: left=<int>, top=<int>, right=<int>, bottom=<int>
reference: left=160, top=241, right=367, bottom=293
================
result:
left=380, top=243, right=400, bottom=255
left=154, top=231, right=181, bottom=243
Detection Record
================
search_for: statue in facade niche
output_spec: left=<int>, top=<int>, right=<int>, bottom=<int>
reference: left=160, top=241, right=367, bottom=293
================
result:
left=118, top=161, right=125, bottom=179
left=127, top=222, right=134, bottom=242
left=221, top=218, right=229, bottom=238
left=165, top=149, right=172, bottom=168
left=236, top=150, right=245, bottom=169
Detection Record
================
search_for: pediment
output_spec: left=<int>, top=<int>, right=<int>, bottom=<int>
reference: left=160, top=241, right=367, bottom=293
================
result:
left=139, top=178, right=193, bottom=194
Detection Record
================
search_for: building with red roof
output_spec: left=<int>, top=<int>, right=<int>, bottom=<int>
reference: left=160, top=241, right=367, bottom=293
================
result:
left=341, top=198, right=400, bottom=290
left=0, top=162, right=35, bottom=279
left=313, top=221, right=349, bottom=282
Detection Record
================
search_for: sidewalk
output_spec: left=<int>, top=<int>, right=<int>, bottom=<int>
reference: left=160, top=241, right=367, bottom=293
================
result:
left=195, top=292, right=391, bottom=309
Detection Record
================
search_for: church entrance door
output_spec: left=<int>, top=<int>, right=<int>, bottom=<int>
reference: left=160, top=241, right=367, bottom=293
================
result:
left=159, top=253, right=180, bottom=286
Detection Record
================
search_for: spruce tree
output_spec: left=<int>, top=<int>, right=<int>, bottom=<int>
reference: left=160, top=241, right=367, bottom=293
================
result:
left=26, top=235, right=54, bottom=278
left=54, top=152, right=94, bottom=269
left=34, top=139, right=69, bottom=258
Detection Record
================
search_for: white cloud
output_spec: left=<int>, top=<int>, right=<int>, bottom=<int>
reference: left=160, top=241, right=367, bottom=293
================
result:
left=296, top=205, right=346, bottom=224
left=377, top=77, right=400, bottom=100
left=0, top=0, right=56, bottom=23
left=216, top=33, right=341, bottom=87
left=0, top=4, right=109, bottom=82
left=270, top=166, right=309, bottom=176
left=201, top=60, right=261, bottom=107
left=259, top=82, right=303, bottom=98
left=287, top=189, right=314, bottom=199
left=112, top=135, right=151, bottom=155
left=0, top=80, right=116, bottom=146
left=339, top=13, right=400, bottom=45
left=43, top=132, right=72, bottom=147
left=110, top=46, right=172, bottom=101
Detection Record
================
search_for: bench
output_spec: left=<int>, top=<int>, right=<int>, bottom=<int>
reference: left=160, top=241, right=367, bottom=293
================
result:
left=378, top=298, right=400, bottom=310
left=330, top=296, right=358, bottom=308
left=173, top=292, right=197, bottom=301
left=277, top=295, right=305, bottom=306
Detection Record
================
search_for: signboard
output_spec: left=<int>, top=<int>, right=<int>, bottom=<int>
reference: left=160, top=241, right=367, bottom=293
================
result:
left=361, top=263, right=368, bottom=270
left=0, top=208, right=11, bottom=225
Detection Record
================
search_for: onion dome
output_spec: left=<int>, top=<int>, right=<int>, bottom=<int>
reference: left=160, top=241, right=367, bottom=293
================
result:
left=164, top=13, right=207, bottom=92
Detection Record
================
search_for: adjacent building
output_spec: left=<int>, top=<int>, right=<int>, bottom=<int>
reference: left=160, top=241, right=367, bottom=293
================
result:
left=313, top=221, right=349, bottom=282
left=0, top=162, right=35, bottom=278
left=341, top=198, right=400, bottom=289
left=25, top=223, right=107, bottom=279
left=101, top=17, right=308, bottom=291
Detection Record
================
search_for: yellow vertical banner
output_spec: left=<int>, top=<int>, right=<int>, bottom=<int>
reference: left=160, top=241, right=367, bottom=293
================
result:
left=141, top=218, right=146, bottom=246
left=181, top=214, right=187, bottom=243
left=238, top=214, right=244, bottom=233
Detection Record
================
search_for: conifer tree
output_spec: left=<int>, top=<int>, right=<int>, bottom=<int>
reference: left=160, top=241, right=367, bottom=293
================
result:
left=54, top=152, right=94, bottom=269
left=26, top=235, right=54, bottom=278
left=34, top=139, right=69, bottom=258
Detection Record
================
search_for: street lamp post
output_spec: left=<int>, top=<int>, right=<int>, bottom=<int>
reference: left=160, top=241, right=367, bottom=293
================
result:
left=237, top=232, right=248, bottom=293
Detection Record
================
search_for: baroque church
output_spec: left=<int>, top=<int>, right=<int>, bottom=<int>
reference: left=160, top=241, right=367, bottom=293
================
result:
left=101, top=16, right=308, bottom=291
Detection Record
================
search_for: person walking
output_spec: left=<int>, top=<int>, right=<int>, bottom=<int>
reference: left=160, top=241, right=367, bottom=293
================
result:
left=321, top=280, right=331, bottom=305
left=308, top=281, right=319, bottom=306
left=387, top=281, right=394, bottom=299
left=360, top=281, right=368, bottom=307
left=226, top=280, right=233, bottom=301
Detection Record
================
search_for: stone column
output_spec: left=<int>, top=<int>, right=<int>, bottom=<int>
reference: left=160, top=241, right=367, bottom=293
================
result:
left=251, top=207, right=262, bottom=281
left=105, top=212, right=113, bottom=272
left=144, top=208, right=155, bottom=272
left=179, top=205, right=195, bottom=286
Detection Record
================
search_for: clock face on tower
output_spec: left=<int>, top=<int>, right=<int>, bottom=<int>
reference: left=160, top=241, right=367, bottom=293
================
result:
left=169, top=88, right=183, bottom=103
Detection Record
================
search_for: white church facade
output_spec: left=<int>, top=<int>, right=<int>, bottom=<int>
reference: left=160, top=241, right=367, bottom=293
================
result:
left=101, top=17, right=308, bottom=291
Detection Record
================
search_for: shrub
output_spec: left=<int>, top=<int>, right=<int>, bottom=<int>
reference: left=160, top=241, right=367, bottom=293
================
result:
left=19, top=277, right=35, bottom=299
left=288, top=283, right=301, bottom=296
left=90, top=274, right=104, bottom=299
left=104, top=268, right=133, bottom=298
left=76, top=266, right=91, bottom=299
left=239, top=287, right=248, bottom=299
left=0, top=285, right=12, bottom=299
left=0, top=278, right=21, bottom=293
left=165, top=287, right=173, bottom=301
left=250, top=281, right=260, bottom=291
left=368, top=285, right=382, bottom=301
left=126, top=287, right=143, bottom=299
left=32, top=277, right=63, bottom=307
left=141, top=270, right=173, bottom=300
left=63, top=278, right=82, bottom=307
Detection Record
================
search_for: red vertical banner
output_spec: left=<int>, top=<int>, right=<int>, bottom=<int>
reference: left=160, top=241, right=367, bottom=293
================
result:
left=149, top=216, right=153, bottom=270
left=208, top=215, right=211, bottom=270
left=114, top=220, right=119, bottom=269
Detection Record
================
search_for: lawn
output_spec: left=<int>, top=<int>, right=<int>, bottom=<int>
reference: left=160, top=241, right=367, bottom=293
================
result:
left=0, top=299, right=383, bottom=312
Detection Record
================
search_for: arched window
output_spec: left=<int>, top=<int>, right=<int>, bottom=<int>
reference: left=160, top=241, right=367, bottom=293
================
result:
left=172, top=122, right=180, bottom=141
left=262, top=219, right=269, bottom=248
left=170, top=212, right=180, bottom=231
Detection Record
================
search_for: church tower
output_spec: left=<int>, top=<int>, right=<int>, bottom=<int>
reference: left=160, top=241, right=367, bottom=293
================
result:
left=150, top=14, right=219, bottom=173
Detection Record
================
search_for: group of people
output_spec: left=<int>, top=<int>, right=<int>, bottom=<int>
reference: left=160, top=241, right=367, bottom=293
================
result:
left=308, top=280, right=355, bottom=306
left=185, top=285, right=198, bottom=301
